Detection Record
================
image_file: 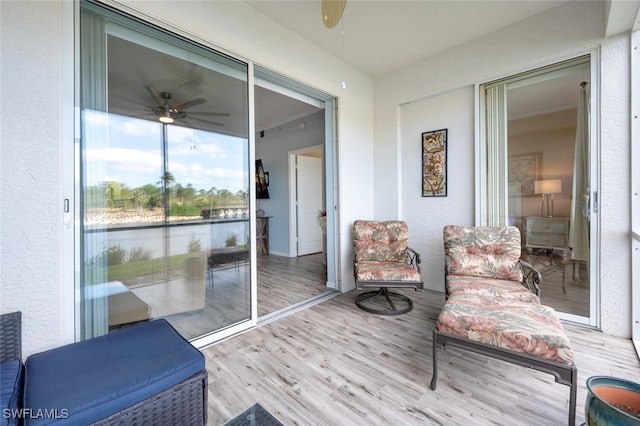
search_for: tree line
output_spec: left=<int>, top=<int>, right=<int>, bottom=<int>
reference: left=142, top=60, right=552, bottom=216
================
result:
left=84, top=172, right=248, bottom=216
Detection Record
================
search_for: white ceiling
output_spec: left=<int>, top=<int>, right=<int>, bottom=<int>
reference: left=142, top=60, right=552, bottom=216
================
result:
left=244, top=0, right=571, bottom=78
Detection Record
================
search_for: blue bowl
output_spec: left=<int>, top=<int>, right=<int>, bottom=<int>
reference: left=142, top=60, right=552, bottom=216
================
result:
left=586, top=376, right=640, bottom=426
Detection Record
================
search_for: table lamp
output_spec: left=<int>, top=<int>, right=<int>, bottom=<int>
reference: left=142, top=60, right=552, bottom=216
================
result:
left=534, top=179, right=562, bottom=217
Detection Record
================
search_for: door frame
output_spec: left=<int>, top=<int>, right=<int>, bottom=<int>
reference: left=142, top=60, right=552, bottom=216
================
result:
left=288, top=144, right=324, bottom=257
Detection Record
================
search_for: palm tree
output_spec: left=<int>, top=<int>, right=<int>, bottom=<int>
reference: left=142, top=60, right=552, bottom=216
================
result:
left=158, top=171, right=175, bottom=190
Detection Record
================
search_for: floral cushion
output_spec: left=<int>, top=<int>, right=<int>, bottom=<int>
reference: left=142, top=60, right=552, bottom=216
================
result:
left=443, top=225, right=523, bottom=282
left=355, top=260, right=422, bottom=282
left=437, top=293, right=574, bottom=365
left=446, top=275, right=540, bottom=304
left=353, top=220, right=409, bottom=263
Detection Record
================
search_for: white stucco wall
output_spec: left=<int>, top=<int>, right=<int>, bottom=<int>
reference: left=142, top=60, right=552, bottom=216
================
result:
left=0, top=1, right=71, bottom=356
left=398, top=88, right=476, bottom=291
left=0, top=0, right=374, bottom=356
left=599, top=34, right=632, bottom=335
left=374, top=1, right=632, bottom=336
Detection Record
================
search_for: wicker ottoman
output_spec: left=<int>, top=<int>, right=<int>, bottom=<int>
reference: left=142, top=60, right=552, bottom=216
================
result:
left=23, top=319, right=207, bottom=425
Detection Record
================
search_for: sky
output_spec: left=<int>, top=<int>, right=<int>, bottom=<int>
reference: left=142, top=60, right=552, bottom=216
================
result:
left=83, top=110, right=249, bottom=194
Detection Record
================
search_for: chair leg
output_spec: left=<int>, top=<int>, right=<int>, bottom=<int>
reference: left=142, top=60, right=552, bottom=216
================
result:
left=430, top=329, right=439, bottom=390
left=569, top=367, right=577, bottom=426
left=355, top=288, right=413, bottom=315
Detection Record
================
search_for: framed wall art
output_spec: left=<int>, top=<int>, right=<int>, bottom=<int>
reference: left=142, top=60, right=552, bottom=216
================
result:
left=255, top=159, right=270, bottom=199
left=422, top=128, right=447, bottom=197
left=508, top=152, right=541, bottom=196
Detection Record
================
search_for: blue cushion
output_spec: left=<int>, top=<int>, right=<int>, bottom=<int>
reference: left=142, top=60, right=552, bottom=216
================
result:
left=23, top=319, right=204, bottom=425
left=0, top=360, right=23, bottom=426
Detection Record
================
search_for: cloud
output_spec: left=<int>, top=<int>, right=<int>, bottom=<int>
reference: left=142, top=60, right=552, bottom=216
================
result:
left=83, top=112, right=248, bottom=191
left=85, top=147, right=161, bottom=186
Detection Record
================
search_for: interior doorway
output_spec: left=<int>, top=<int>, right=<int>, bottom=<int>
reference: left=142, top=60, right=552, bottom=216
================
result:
left=254, top=70, right=337, bottom=320
left=290, top=146, right=324, bottom=257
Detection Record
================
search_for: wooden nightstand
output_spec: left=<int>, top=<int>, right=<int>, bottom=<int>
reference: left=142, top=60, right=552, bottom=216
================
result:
left=524, top=216, right=571, bottom=294
left=524, top=217, right=570, bottom=251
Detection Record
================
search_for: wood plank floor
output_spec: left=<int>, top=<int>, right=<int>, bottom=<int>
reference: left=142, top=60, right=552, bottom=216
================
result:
left=161, top=253, right=329, bottom=339
left=257, top=253, right=330, bottom=317
left=203, top=288, right=640, bottom=425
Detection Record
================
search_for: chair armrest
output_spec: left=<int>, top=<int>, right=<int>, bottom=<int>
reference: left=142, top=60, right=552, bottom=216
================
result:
left=520, top=260, right=542, bottom=298
left=0, top=311, right=22, bottom=362
left=407, top=247, right=421, bottom=273
left=443, top=254, right=451, bottom=295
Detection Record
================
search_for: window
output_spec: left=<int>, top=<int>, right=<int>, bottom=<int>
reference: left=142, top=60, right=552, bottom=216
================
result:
left=79, top=3, right=251, bottom=340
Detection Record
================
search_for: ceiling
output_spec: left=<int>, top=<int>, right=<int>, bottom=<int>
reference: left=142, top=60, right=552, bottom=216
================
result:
left=243, top=0, right=572, bottom=78
left=107, top=34, right=321, bottom=135
left=241, top=0, right=636, bottom=122
left=107, top=0, right=637, bottom=134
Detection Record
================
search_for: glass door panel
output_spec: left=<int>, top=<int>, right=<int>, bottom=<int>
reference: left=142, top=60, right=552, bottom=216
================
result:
left=79, top=5, right=250, bottom=340
left=505, top=59, right=593, bottom=320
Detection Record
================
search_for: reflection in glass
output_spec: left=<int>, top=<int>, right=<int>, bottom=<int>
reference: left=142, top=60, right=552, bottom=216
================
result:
left=80, top=6, right=250, bottom=340
left=506, top=59, right=591, bottom=319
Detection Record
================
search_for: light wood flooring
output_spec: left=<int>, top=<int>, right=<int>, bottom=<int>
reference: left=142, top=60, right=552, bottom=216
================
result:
left=257, top=253, right=330, bottom=317
left=203, top=288, right=640, bottom=426
left=163, top=253, right=330, bottom=339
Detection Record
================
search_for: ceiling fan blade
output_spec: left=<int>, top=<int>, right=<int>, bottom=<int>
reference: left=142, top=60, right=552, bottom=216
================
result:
left=175, top=97, right=207, bottom=110
left=110, top=105, right=151, bottom=114
left=109, top=93, right=151, bottom=108
left=187, top=111, right=231, bottom=117
left=145, top=85, right=164, bottom=107
left=182, top=115, right=224, bottom=127
left=130, top=113, right=156, bottom=119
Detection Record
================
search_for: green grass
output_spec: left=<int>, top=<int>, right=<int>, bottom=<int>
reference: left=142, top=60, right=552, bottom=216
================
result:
left=85, top=252, right=199, bottom=284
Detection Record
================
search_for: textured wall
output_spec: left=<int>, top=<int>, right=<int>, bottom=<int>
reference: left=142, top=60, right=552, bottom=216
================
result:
left=399, top=88, right=475, bottom=291
left=0, top=1, right=65, bottom=356
left=600, top=34, right=632, bottom=335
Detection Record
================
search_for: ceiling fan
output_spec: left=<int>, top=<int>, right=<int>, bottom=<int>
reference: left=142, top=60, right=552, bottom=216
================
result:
left=145, top=85, right=229, bottom=127
left=321, top=0, right=347, bottom=28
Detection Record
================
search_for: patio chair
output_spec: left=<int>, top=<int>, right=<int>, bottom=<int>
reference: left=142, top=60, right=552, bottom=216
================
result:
left=352, top=220, right=423, bottom=315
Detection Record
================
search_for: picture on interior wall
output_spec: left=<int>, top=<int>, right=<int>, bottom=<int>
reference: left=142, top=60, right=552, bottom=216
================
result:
left=508, top=152, right=542, bottom=196
left=422, top=128, right=447, bottom=197
left=256, top=159, right=270, bottom=199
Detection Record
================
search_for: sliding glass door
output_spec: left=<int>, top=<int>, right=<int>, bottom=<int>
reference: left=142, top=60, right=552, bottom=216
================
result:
left=79, top=3, right=251, bottom=340
left=479, top=55, right=599, bottom=325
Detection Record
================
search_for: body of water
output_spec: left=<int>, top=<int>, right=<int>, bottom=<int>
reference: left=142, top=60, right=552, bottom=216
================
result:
left=86, top=219, right=250, bottom=259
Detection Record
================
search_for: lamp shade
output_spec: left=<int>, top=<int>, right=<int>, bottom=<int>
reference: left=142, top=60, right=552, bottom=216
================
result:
left=534, top=179, right=562, bottom=194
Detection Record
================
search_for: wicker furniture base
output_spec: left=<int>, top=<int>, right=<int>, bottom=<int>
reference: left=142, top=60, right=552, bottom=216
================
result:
left=92, top=369, right=208, bottom=426
left=1, top=312, right=208, bottom=426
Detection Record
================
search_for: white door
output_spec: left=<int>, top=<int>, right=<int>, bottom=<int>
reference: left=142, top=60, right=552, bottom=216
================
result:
left=297, top=155, right=323, bottom=255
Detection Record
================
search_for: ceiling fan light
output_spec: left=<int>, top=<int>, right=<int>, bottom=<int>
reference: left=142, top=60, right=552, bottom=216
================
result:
left=159, top=114, right=174, bottom=124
